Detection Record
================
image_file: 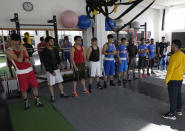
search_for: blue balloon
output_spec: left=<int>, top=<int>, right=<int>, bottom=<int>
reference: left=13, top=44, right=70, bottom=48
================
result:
left=105, top=18, right=115, bottom=31
left=78, top=15, right=91, bottom=30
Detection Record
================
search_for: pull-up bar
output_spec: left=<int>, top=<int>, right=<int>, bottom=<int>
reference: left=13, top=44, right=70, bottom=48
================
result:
left=10, top=13, right=59, bottom=46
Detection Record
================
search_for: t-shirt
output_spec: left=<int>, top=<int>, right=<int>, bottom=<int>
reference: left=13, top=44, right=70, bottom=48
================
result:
left=138, top=44, right=147, bottom=57
left=148, top=44, right=156, bottom=59
left=159, top=42, right=168, bottom=56
left=37, top=42, right=47, bottom=53
left=116, top=45, right=127, bottom=59
left=127, top=44, right=137, bottom=58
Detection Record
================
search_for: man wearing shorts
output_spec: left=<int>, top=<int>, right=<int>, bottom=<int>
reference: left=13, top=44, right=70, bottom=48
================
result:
left=42, top=36, right=69, bottom=102
left=102, top=34, right=116, bottom=88
left=147, top=38, right=156, bottom=75
left=70, top=36, right=89, bottom=97
left=138, top=38, right=148, bottom=79
left=117, top=38, right=128, bottom=85
left=86, top=37, right=102, bottom=93
left=127, top=38, right=137, bottom=80
left=6, top=33, right=43, bottom=110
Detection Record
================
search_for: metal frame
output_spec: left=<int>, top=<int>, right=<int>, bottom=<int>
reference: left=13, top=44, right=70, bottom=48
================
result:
left=10, top=13, right=59, bottom=46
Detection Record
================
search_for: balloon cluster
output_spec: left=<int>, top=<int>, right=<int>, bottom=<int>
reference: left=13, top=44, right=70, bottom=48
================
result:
left=60, top=10, right=91, bottom=30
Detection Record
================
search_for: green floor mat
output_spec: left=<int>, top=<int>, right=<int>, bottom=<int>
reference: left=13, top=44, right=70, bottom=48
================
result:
left=8, top=97, right=76, bottom=131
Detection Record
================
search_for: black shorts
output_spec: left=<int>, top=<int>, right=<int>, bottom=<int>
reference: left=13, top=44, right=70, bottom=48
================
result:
left=128, top=57, right=136, bottom=70
left=73, top=63, right=86, bottom=81
left=138, top=57, right=147, bottom=69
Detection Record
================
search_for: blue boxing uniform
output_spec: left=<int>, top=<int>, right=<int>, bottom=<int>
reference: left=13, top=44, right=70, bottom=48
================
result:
left=104, top=43, right=115, bottom=76
left=148, top=44, right=156, bottom=59
left=64, top=42, right=71, bottom=61
left=138, top=44, right=147, bottom=69
left=117, top=45, right=128, bottom=72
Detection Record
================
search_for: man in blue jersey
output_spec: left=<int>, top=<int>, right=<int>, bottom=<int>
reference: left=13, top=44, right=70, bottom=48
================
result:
left=138, top=38, right=148, bottom=79
left=147, top=38, right=156, bottom=75
left=117, top=38, right=128, bottom=85
left=62, top=36, right=72, bottom=69
left=102, top=34, right=116, bottom=88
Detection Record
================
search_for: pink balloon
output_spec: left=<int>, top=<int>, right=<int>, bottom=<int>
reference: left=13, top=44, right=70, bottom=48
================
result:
left=60, top=10, right=78, bottom=28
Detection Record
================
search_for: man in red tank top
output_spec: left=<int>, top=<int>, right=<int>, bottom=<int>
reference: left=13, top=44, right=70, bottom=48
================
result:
left=70, top=36, right=89, bottom=97
left=6, top=33, right=43, bottom=110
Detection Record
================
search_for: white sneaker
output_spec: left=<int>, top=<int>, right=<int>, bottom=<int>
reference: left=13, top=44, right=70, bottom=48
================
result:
left=176, top=111, right=183, bottom=116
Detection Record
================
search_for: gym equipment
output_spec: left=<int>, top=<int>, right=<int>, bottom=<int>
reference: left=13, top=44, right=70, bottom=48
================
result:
left=105, top=18, right=115, bottom=31
left=60, top=10, right=78, bottom=28
left=10, top=13, right=59, bottom=46
left=78, top=15, right=91, bottom=30
left=86, top=0, right=155, bottom=32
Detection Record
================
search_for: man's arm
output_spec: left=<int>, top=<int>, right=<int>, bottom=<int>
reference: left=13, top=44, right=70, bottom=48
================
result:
left=5, top=45, right=24, bottom=62
left=102, top=44, right=115, bottom=55
left=158, top=45, right=161, bottom=57
left=86, top=47, right=92, bottom=61
left=165, top=56, right=176, bottom=84
left=70, top=47, right=78, bottom=71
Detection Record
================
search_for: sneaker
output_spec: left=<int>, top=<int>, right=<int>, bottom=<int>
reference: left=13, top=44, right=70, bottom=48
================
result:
left=143, top=74, right=148, bottom=78
left=73, top=92, right=78, bottom=97
left=51, top=96, right=55, bottom=102
left=138, top=75, right=142, bottom=79
left=110, top=80, right=116, bottom=86
left=162, top=113, right=176, bottom=120
left=151, top=71, right=155, bottom=74
left=82, top=89, right=89, bottom=94
left=123, top=80, right=127, bottom=84
left=24, top=100, right=30, bottom=110
left=176, top=111, right=183, bottom=116
left=118, top=80, right=121, bottom=86
left=61, top=93, right=69, bottom=98
left=35, top=100, right=43, bottom=107
left=97, top=83, right=103, bottom=89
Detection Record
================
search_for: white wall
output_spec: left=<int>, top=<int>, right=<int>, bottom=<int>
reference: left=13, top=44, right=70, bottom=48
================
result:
left=0, top=0, right=86, bottom=29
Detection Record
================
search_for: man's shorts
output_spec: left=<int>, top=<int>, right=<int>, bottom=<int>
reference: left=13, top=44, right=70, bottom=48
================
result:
left=117, top=60, right=128, bottom=72
left=64, top=52, right=70, bottom=61
left=17, top=70, right=38, bottom=92
left=128, top=57, right=136, bottom=70
left=104, top=60, right=115, bottom=76
left=73, top=63, right=86, bottom=81
left=89, top=61, right=101, bottom=77
left=138, top=57, right=147, bottom=69
left=46, top=69, right=63, bottom=86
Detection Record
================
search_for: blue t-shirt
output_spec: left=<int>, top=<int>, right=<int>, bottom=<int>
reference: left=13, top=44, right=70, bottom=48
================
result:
left=138, top=44, right=147, bottom=57
left=116, top=45, right=127, bottom=59
left=105, top=43, right=115, bottom=58
left=148, top=44, right=156, bottom=59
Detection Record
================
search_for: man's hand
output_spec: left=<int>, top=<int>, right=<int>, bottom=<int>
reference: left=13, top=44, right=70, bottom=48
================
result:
left=164, top=82, right=168, bottom=88
left=52, top=72, right=56, bottom=76
left=74, top=67, right=79, bottom=71
left=24, top=58, right=29, bottom=63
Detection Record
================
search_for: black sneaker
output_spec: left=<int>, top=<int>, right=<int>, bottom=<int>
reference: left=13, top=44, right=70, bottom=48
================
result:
left=110, top=80, right=116, bottom=86
left=176, top=111, right=183, bottom=116
left=89, top=84, right=92, bottom=93
left=104, top=82, right=107, bottom=88
left=35, top=98, right=43, bottom=107
left=123, top=79, right=127, bottom=84
left=61, top=93, right=69, bottom=98
left=162, top=113, right=176, bottom=120
left=118, top=80, right=121, bottom=86
left=51, top=96, right=55, bottom=103
left=97, top=83, right=103, bottom=89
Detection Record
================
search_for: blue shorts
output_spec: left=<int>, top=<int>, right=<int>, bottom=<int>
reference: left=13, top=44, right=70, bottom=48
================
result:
left=64, top=52, right=70, bottom=61
left=104, top=60, right=115, bottom=76
left=117, top=60, right=128, bottom=72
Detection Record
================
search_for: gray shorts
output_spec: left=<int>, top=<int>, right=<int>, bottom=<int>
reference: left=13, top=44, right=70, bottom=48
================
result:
left=128, top=57, right=136, bottom=70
